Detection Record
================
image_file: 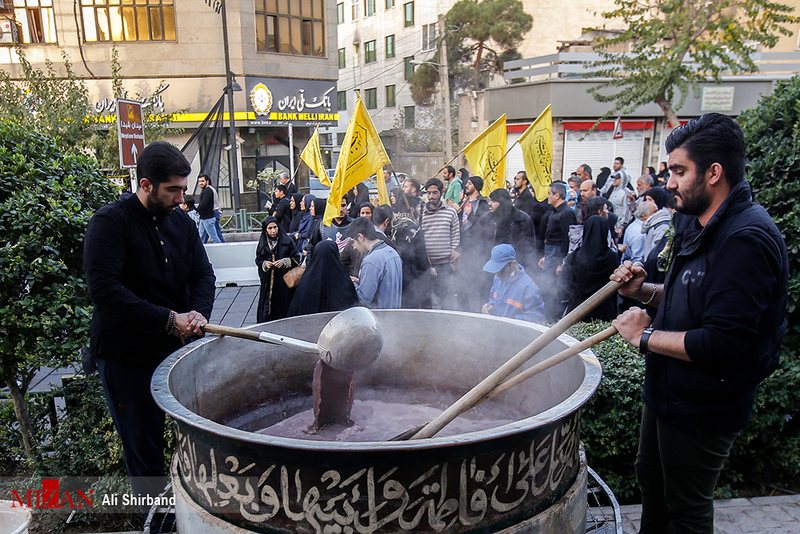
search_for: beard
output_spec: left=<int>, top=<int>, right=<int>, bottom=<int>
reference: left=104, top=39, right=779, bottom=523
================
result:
left=146, top=189, right=178, bottom=218
left=674, top=174, right=711, bottom=216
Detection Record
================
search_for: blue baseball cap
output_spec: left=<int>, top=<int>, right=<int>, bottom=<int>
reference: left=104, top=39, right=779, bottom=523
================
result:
left=483, top=244, right=516, bottom=273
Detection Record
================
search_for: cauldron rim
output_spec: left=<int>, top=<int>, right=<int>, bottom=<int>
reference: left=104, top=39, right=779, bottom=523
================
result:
left=151, top=310, right=602, bottom=451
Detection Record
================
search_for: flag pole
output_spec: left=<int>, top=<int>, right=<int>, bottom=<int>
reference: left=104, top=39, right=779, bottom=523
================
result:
left=481, top=139, right=520, bottom=191
left=388, top=162, right=418, bottom=224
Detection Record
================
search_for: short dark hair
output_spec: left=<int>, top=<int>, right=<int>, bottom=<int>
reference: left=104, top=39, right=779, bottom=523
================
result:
left=445, top=165, right=456, bottom=177
left=276, top=184, right=287, bottom=194
left=550, top=181, right=567, bottom=200
left=568, top=176, right=581, bottom=187
left=184, top=196, right=195, bottom=210
left=373, top=204, right=393, bottom=225
left=425, top=178, right=444, bottom=192
left=515, top=170, right=528, bottom=183
left=579, top=164, right=592, bottom=177
left=664, top=112, right=745, bottom=185
left=347, top=216, right=378, bottom=240
left=583, top=196, right=606, bottom=220
left=405, top=178, right=421, bottom=194
left=137, top=141, right=191, bottom=187
left=198, top=173, right=210, bottom=183
left=615, top=157, right=625, bottom=165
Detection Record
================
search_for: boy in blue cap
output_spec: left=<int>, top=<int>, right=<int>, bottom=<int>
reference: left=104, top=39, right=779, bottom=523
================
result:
left=481, top=244, right=544, bottom=323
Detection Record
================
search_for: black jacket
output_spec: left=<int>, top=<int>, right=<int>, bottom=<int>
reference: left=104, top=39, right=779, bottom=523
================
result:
left=647, top=180, right=788, bottom=432
left=270, top=196, right=292, bottom=232
left=540, top=202, right=576, bottom=258
left=197, top=186, right=215, bottom=219
left=84, top=194, right=216, bottom=369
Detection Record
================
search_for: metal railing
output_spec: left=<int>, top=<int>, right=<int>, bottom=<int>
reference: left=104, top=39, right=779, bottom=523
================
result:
left=220, top=210, right=270, bottom=233
left=503, top=51, right=800, bottom=81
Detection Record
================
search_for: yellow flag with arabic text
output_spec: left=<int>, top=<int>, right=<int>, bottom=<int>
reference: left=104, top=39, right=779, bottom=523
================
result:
left=300, top=126, right=330, bottom=187
left=463, top=114, right=507, bottom=196
left=518, top=105, right=552, bottom=201
left=324, top=93, right=391, bottom=225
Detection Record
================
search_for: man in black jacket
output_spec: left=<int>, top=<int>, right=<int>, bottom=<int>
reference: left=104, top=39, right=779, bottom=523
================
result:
left=197, top=174, right=221, bottom=243
left=270, top=184, right=292, bottom=231
left=538, top=181, right=576, bottom=321
left=612, top=113, right=788, bottom=533
left=84, top=141, right=216, bottom=514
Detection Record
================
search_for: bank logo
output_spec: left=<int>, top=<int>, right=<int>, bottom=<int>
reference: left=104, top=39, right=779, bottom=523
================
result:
left=250, top=83, right=273, bottom=116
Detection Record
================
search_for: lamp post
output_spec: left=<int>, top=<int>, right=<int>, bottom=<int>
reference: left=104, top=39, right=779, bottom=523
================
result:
left=220, top=0, right=242, bottom=212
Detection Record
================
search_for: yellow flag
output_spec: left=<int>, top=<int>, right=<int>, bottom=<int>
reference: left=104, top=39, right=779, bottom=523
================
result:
left=463, top=114, right=507, bottom=196
left=324, top=93, right=390, bottom=225
left=518, top=105, right=552, bottom=201
left=300, top=125, right=330, bottom=186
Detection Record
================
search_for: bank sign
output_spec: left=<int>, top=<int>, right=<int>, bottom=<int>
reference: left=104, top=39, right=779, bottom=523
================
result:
left=247, top=77, right=339, bottom=126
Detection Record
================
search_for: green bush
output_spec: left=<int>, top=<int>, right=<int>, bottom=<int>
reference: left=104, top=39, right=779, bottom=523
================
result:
left=0, top=122, right=116, bottom=460
left=572, top=321, right=644, bottom=503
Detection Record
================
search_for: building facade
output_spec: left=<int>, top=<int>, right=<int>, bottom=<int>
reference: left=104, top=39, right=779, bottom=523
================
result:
left=0, top=0, right=339, bottom=211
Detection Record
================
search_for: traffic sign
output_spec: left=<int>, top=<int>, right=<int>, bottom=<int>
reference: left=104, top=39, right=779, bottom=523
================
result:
left=613, top=117, right=624, bottom=140
left=116, top=99, right=146, bottom=168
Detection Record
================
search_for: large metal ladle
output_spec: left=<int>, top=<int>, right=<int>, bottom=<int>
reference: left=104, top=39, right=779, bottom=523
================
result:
left=201, top=306, right=384, bottom=372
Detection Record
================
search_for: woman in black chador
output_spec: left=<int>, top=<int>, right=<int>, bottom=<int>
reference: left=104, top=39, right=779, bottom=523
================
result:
left=287, top=240, right=358, bottom=317
left=256, top=216, right=301, bottom=322
left=561, top=214, right=620, bottom=321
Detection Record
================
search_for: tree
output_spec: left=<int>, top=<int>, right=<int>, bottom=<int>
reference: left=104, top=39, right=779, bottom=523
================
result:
left=588, top=0, right=799, bottom=128
left=0, top=48, right=93, bottom=147
left=409, top=0, right=532, bottom=102
left=0, top=123, right=116, bottom=460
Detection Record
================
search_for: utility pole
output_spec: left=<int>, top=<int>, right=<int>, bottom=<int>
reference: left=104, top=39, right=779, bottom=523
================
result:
left=221, top=0, right=242, bottom=212
left=438, top=14, right=452, bottom=160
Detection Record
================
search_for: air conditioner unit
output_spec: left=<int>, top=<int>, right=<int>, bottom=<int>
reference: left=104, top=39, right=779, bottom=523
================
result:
left=0, top=20, right=14, bottom=44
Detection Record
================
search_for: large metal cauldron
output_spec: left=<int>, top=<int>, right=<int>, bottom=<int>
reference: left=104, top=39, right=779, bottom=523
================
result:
left=152, top=310, right=602, bottom=533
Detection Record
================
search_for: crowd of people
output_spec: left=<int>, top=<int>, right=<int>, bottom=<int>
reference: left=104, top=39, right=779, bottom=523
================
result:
left=251, top=159, right=679, bottom=327
left=84, top=114, right=789, bottom=533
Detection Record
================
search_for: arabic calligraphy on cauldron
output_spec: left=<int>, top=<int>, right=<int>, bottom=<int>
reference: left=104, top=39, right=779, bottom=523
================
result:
left=174, top=413, right=579, bottom=533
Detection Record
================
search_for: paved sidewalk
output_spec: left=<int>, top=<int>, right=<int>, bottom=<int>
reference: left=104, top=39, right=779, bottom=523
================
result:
left=618, top=494, right=800, bottom=533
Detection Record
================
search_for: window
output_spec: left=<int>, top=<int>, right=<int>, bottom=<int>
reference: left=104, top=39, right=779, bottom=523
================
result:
left=364, top=40, right=376, bottom=63
left=364, top=0, right=374, bottom=16
left=351, top=0, right=359, bottom=20
left=80, top=0, right=175, bottom=42
left=404, top=56, right=415, bottom=80
left=365, top=87, right=377, bottom=109
left=403, top=1, right=413, bottom=27
left=385, top=34, right=395, bottom=58
left=13, top=0, right=57, bottom=43
left=338, top=47, right=346, bottom=68
left=386, top=0, right=394, bottom=7
left=337, top=2, right=344, bottom=24
left=404, top=106, right=415, bottom=129
left=338, top=91, right=347, bottom=111
left=337, top=132, right=346, bottom=145
left=256, top=0, right=325, bottom=56
left=386, top=85, right=396, bottom=107
left=422, top=22, right=436, bottom=51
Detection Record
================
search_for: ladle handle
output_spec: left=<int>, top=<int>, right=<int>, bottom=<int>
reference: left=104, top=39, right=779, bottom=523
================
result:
left=391, top=326, right=617, bottom=441
left=409, top=264, right=641, bottom=441
left=202, top=324, right=324, bottom=355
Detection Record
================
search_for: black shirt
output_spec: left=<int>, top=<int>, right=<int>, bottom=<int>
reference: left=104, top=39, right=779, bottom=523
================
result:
left=541, top=202, right=577, bottom=257
left=84, top=194, right=216, bottom=369
left=197, top=186, right=215, bottom=220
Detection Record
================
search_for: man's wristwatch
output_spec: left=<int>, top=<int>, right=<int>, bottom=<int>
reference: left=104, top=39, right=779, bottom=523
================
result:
left=640, top=328, right=654, bottom=355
